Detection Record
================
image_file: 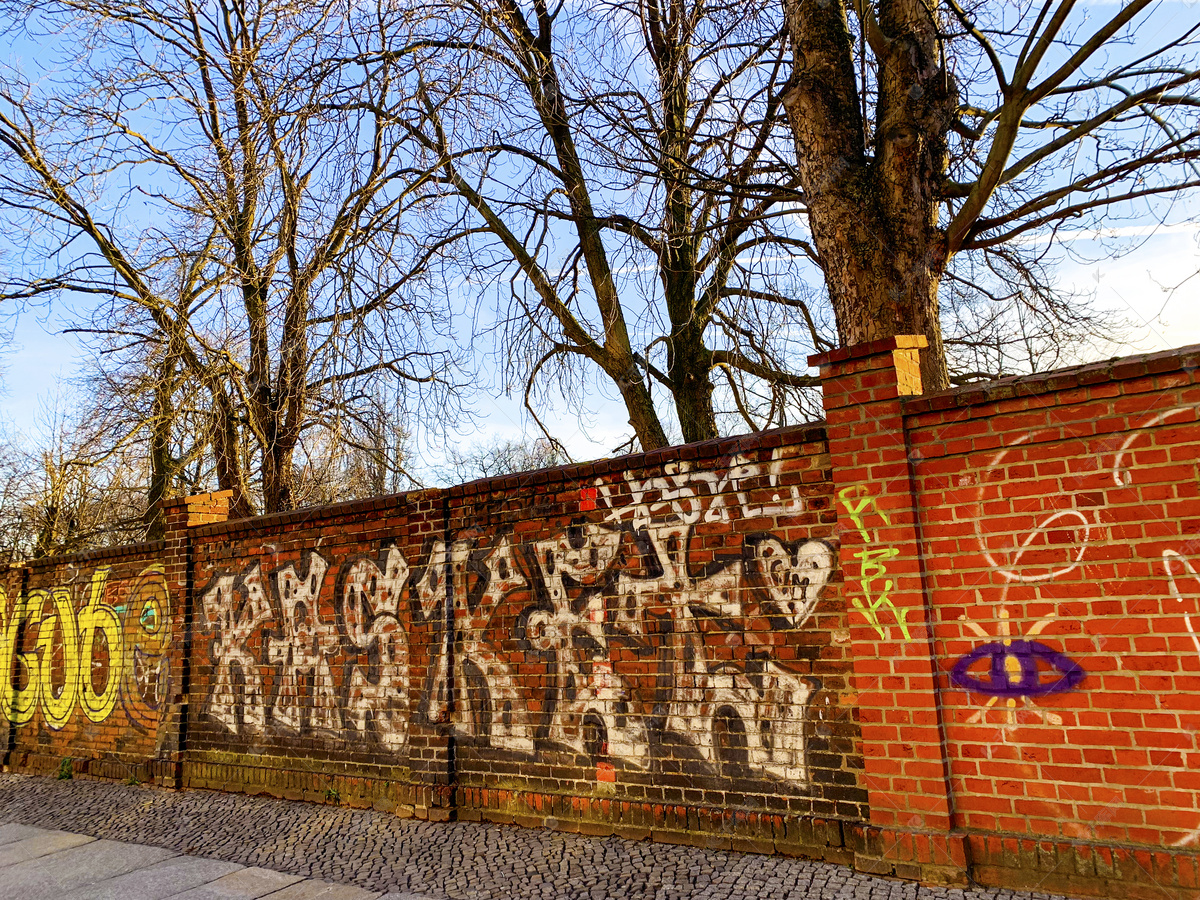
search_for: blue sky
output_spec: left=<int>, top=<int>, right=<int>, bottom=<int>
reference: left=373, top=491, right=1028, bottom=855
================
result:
left=4, top=217, right=1198, bottom=470
left=0, top=0, right=1197, bottom=475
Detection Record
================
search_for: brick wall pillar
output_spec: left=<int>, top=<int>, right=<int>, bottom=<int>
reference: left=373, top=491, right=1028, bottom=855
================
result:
left=808, top=337, right=966, bottom=885
left=155, top=490, right=232, bottom=787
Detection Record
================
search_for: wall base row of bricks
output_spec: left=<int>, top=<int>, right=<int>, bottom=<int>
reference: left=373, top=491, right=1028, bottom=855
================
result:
left=5, top=337, right=1200, bottom=899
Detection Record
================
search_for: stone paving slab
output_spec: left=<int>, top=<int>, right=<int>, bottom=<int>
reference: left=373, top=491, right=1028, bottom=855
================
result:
left=168, top=866, right=306, bottom=899
left=262, top=880, right=383, bottom=899
left=0, top=822, right=48, bottom=846
left=0, top=838, right=177, bottom=899
left=59, top=855, right=246, bottom=900
left=0, top=774, right=1069, bottom=900
left=0, top=829, right=94, bottom=868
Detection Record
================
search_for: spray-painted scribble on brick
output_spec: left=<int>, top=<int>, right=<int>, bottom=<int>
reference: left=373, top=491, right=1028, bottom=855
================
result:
left=950, top=640, right=1085, bottom=698
left=592, top=450, right=805, bottom=528
left=200, top=561, right=273, bottom=733
left=1160, top=549, right=1200, bottom=850
left=419, top=535, right=535, bottom=753
left=192, top=449, right=833, bottom=787
left=471, top=449, right=835, bottom=786
left=0, top=564, right=171, bottom=732
left=836, top=485, right=908, bottom=640
left=1163, top=549, right=1200, bottom=660
left=523, top=523, right=648, bottom=763
left=599, top=522, right=832, bottom=782
left=340, top=547, right=411, bottom=752
left=937, top=404, right=1200, bottom=852
left=200, top=549, right=416, bottom=751
left=268, top=553, right=340, bottom=736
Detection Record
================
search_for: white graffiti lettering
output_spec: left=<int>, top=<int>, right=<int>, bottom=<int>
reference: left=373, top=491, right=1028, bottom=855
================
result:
left=268, top=553, right=339, bottom=735
left=340, top=548, right=411, bottom=751
left=201, top=563, right=272, bottom=733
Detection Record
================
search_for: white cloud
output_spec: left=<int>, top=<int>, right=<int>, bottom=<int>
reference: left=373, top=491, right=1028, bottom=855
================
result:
left=1015, top=222, right=1200, bottom=247
left=1055, top=227, right=1200, bottom=355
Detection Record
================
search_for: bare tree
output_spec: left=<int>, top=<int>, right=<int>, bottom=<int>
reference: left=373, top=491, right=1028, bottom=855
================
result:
left=781, top=0, right=1199, bottom=389
left=69, top=336, right=218, bottom=537
left=0, top=400, right=148, bottom=561
left=0, top=424, right=31, bottom=565
left=402, top=0, right=825, bottom=449
left=0, top=0, right=461, bottom=514
left=434, top=435, right=568, bottom=485
left=289, top=385, right=418, bottom=506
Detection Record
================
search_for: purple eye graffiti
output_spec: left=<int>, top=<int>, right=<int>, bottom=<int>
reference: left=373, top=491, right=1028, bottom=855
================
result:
left=950, top=640, right=1085, bottom=698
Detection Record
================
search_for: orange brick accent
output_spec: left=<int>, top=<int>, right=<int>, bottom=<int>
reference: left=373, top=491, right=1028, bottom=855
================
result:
left=179, top=490, right=234, bottom=527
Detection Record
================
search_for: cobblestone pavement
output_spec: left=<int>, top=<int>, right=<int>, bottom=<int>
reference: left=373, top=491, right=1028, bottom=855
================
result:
left=0, top=774, right=1067, bottom=900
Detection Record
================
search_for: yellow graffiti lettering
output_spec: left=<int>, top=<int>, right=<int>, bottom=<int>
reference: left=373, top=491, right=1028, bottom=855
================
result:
left=839, top=487, right=909, bottom=641
left=121, top=565, right=171, bottom=730
left=837, top=485, right=891, bottom=541
left=2, top=589, right=40, bottom=726
left=38, top=587, right=80, bottom=729
left=0, top=566, right=160, bottom=729
left=78, top=568, right=123, bottom=724
left=0, top=586, right=12, bottom=722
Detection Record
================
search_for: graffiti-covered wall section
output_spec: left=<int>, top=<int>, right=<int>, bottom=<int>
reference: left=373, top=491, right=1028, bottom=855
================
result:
left=443, top=431, right=861, bottom=839
left=185, top=491, right=452, bottom=816
left=903, top=346, right=1200, bottom=896
left=0, top=543, right=174, bottom=781
left=7, top=339, right=1200, bottom=898
left=181, top=431, right=862, bottom=842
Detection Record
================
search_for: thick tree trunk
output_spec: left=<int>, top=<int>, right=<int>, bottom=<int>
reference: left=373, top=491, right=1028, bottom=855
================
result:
left=664, top=297, right=717, bottom=444
left=656, top=17, right=720, bottom=445
left=33, top=502, right=60, bottom=560
left=613, top=361, right=671, bottom=451
left=668, top=342, right=717, bottom=444
left=209, top=386, right=254, bottom=520
left=781, top=0, right=956, bottom=392
left=261, top=440, right=296, bottom=515
left=661, top=204, right=718, bottom=443
left=531, top=51, right=675, bottom=452
left=143, top=359, right=176, bottom=541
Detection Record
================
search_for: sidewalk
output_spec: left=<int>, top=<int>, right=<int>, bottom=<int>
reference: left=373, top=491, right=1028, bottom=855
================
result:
left=0, top=823, right=388, bottom=899
left=0, top=774, right=1062, bottom=900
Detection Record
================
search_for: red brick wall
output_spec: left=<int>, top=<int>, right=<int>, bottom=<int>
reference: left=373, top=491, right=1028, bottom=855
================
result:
left=904, top=347, right=1200, bottom=891
left=0, top=543, right=171, bottom=781
left=4, top=340, right=1200, bottom=898
left=442, top=429, right=858, bottom=847
left=183, top=489, right=452, bottom=815
left=176, top=427, right=861, bottom=847
left=803, top=338, right=1200, bottom=895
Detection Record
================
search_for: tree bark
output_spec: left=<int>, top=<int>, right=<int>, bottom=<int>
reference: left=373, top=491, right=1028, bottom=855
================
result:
left=781, top=0, right=956, bottom=391
left=261, top=441, right=296, bottom=515
left=655, top=0, right=720, bottom=444
left=143, top=356, right=176, bottom=541
left=614, top=365, right=671, bottom=451
left=663, top=271, right=717, bottom=444
left=209, top=384, right=254, bottom=520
